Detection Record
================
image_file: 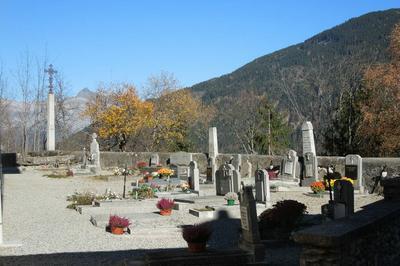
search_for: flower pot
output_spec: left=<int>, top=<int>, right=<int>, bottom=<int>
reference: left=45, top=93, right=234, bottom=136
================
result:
left=146, top=176, right=153, bottom=182
left=111, top=226, right=125, bottom=235
left=227, top=199, right=235, bottom=206
left=160, top=209, right=172, bottom=216
left=187, top=242, right=206, bottom=253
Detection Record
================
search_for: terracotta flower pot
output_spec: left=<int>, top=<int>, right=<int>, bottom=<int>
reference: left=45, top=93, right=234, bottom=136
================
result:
left=111, top=226, right=125, bottom=235
left=187, top=242, right=206, bottom=253
left=227, top=199, right=235, bottom=206
left=160, top=209, right=172, bottom=216
left=146, top=176, right=153, bottom=182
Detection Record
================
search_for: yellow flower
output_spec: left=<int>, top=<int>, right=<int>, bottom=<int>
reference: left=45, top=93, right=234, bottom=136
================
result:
left=325, top=177, right=354, bottom=188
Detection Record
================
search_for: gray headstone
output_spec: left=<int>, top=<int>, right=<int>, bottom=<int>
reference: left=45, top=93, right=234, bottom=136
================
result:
left=280, top=149, right=299, bottom=180
left=216, top=164, right=235, bottom=195
left=302, top=152, right=317, bottom=185
left=149, top=153, right=159, bottom=166
left=345, top=154, right=363, bottom=193
left=170, top=152, right=192, bottom=178
left=255, top=169, right=270, bottom=205
left=233, top=168, right=241, bottom=193
left=333, top=180, right=354, bottom=217
left=189, top=161, right=200, bottom=192
left=238, top=183, right=265, bottom=262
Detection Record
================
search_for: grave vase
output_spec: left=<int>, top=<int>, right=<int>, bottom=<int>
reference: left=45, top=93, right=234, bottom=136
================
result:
left=187, top=242, right=206, bottom=253
left=227, top=199, right=235, bottom=206
left=111, top=226, right=125, bottom=235
left=160, top=209, right=172, bottom=216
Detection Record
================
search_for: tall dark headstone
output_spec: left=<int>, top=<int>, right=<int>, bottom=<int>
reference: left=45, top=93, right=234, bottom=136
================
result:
left=333, top=180, right=354, bottom=216
left=238, top=183, right=265, bottom=262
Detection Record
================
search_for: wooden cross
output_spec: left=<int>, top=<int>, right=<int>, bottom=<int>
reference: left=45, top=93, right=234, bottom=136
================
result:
left=44, top=64, right=57, bottom=93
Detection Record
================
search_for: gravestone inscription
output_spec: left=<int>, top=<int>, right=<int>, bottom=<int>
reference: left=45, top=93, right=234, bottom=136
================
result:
left=345, top=154, right=363, bottom=193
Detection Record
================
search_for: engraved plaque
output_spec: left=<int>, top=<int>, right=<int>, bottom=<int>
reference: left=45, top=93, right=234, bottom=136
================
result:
left=240, top=206, right=249, bottom=231
left=284, top=161, right=293, bottom=175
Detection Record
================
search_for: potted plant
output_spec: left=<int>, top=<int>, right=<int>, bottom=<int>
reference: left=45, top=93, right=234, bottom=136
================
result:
left=310, top=181, right=325, bottom=194
left=108, top=215, right=131, bottom=235
left=156, top=198, right=175, bottom=216
left=224, top=192, right=238, bottom=205
left=182, top=223, right=213, bottom=252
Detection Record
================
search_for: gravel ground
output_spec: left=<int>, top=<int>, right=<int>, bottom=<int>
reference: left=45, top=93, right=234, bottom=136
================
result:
left=0, top=167, right=383, bottom=264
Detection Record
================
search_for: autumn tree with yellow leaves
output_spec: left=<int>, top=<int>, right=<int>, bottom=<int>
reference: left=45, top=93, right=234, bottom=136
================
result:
left=357, top=23, right=400, bottom=156
left=84, top=77, right=213, bottom=152
left=84, top=84, right=153, bottom=151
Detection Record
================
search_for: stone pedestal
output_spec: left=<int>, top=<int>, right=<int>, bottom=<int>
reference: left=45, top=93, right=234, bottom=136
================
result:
left=46, top=92, right=55, bottom=151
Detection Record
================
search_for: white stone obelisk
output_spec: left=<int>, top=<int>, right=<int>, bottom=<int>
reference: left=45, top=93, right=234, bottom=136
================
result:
left=45, top=64, right=57, bottom=151
left=47, top=91, right=55, bottom=151
left=208, top=127, right=218, bottom=184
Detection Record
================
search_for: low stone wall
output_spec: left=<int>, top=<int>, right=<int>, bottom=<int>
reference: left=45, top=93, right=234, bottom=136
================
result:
left=23, top=151, right=400, bottom=191
left=293, top=199, right=400, bottom=265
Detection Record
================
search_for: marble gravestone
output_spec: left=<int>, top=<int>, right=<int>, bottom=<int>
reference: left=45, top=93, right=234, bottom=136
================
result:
left=89, top=133, right=101, bottom=173
left=169, top=152, right=192, bottom=179
left=188, top=161, right=200, bottom=192
left=345, top=154, right=364, bottom=193
left=208, top=127, right=219, bottom=183
left=301, top=122, right=318, bottom=185
left=215, top=164, right=241, bottom=195
left=255, top=169, right=270, bottom=206
left=238, top=183, right=265, bottom=262
left=280, top=149, right=299, bottom=181
left=149, top=153, right=159, bottom=167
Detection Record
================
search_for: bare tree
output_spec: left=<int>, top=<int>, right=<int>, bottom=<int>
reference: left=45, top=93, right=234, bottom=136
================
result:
left=142, top=71, right=181, bottom=99
left=15, top=52, right=33, bottom=154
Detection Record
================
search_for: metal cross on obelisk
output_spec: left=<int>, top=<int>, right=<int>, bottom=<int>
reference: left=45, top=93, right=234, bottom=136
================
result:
left=45, top=64, right=57, bottom=151
left=44, top=64, right=57, bottom=94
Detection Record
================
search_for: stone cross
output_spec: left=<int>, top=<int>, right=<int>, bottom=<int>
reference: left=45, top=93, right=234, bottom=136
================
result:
left=44, top=64, right=57, bottom=94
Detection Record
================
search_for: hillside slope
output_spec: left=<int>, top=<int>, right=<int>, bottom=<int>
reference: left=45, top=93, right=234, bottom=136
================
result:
left=190, top=9, right=400, bottom=153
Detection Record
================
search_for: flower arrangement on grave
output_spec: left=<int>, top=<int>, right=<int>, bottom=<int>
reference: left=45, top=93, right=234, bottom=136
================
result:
left=310, top=181, right=325, bottom=194
left=180, top=181, right=190, bottom=192
left=182, top=223, right=213, bottom=253
left=131, top=184, right=154, bottom=199
left=158, top=168, right=173, bottom=178
left=156, top=198, right=175, bottom=216
left=325, top=176, right=354, bottom=188
left=108, top=215, right=131, bottom=235
left=224, top=192, right=238, bottom=206
left=137, top=161, right=147, bottom=169
left=258, top=200, right=307, bottom=240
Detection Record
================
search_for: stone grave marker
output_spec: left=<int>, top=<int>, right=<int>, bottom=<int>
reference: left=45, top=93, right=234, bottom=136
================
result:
left=89, top=133, right=101, bottom=173
left=333, top=180, right=354, bottom=217
left=149, top=153, right=159, bottom=167
left=238, top=183, right=265, bottom=262
left=302, top=152, right=317, bottom=186
left=208, top=127, right=218, bottom=184
left=280, top=149, right=299, bottom=181
left=345, top=154, right=363, bottom=193
left=255, top=169, right=270, bottom=206
left=170, top=152, right=192, bottom=179
left=232, top=154, right=242, bottom=172
left=189, top=161, right=200, bottom=192
left=245, top=160, right=252, bottom=178
left=216, top=163, right=235, bottom=195
left=302, top=121, right=316, bottom=154
left=233, top=167, right=241, bottom=193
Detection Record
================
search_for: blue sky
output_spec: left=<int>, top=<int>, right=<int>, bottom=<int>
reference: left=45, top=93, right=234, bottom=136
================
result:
left=1, top=1, right=399, bottom=97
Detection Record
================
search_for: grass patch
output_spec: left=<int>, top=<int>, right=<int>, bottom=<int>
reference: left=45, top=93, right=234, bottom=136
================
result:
left=90, top=175, right=109, bottom=181
left=46, top=174, right=68, bottom=179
